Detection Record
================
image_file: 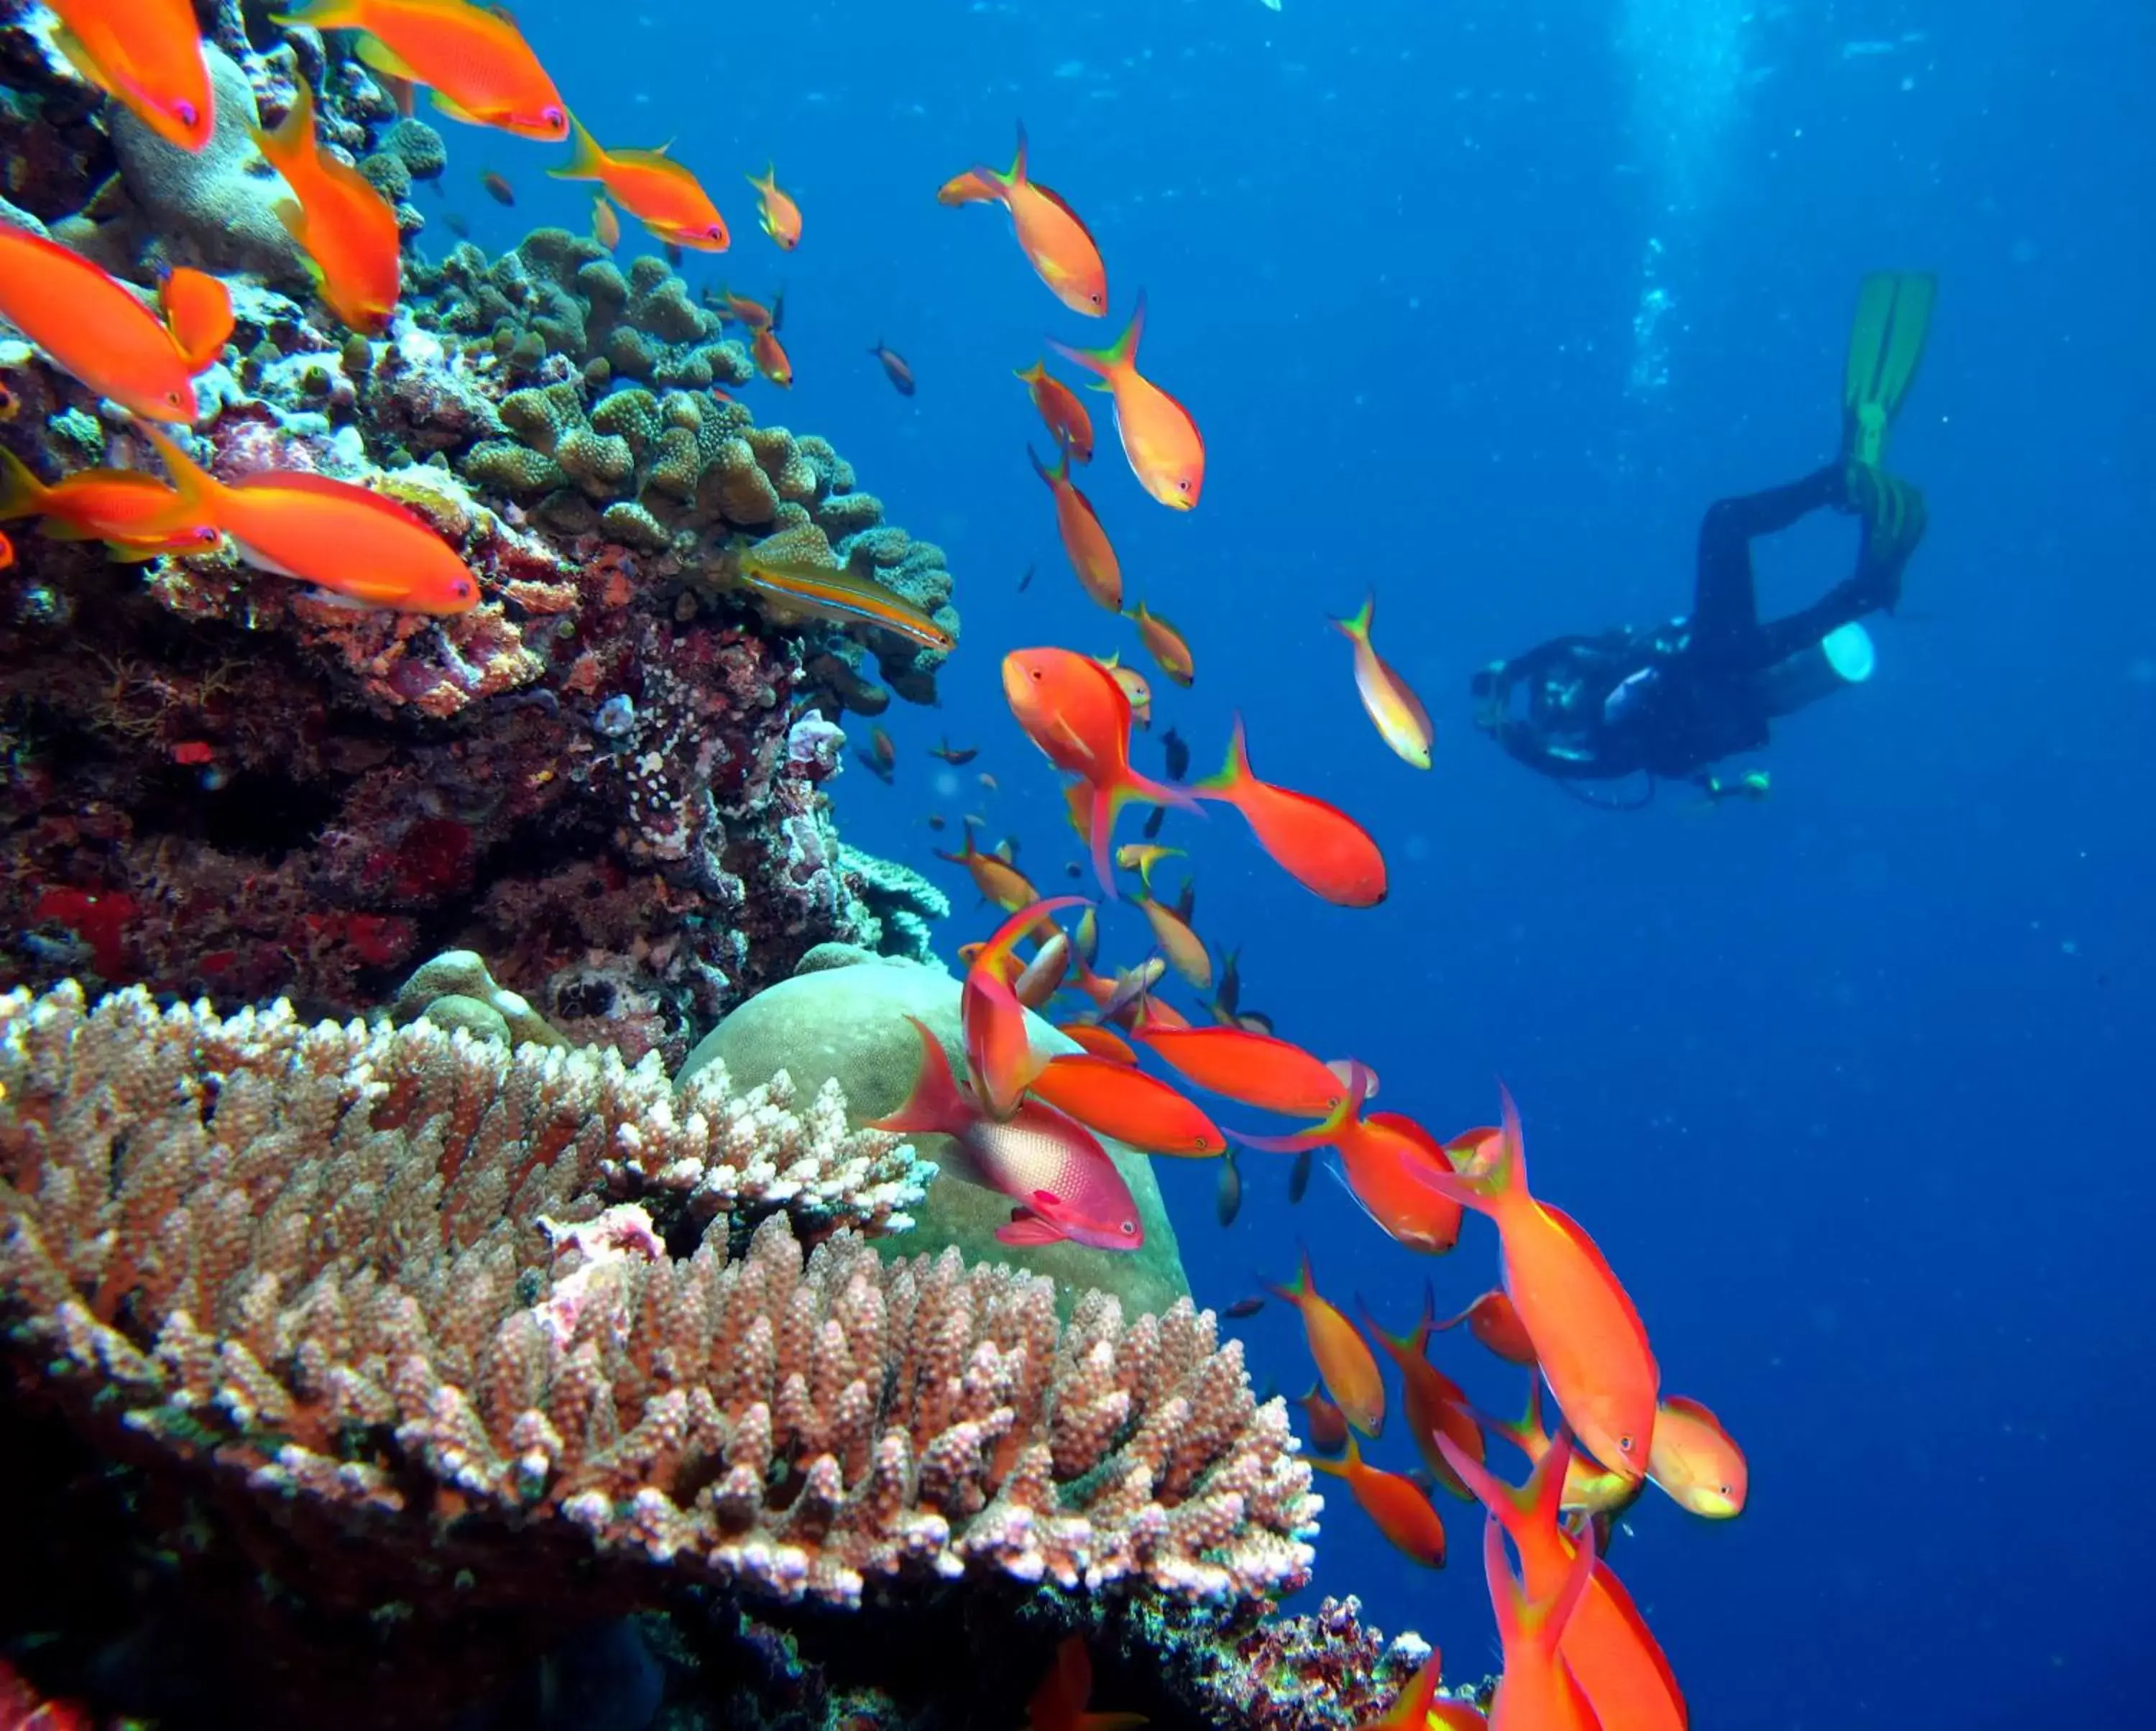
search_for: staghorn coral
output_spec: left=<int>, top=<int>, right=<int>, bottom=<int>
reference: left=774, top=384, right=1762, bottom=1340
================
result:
left=0, top=982, right=1314, bottom=1724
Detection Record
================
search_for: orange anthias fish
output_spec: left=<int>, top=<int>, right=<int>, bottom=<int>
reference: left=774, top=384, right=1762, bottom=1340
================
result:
left=1001, top=648, right=1197, bottom=896
left=709, top=285, right=773, bottom=330
left=139, top=427, right=479, bottom=614
left=1050, top=293, right=1205, bottom=509
left=550, top=117, right=729, bottom=249
left=0, top=227, right=229, bottom=424
left=1057, top=1021, right=1136, bottom=1065
left=745, top=163, right=801, bottom=249
left=1312, top=1434, right=1448, bottom=1569
left=1438, top=1431, right=1685, bottom=1731
left=936, top=821, right=1041, bottom=912
left=0, top=449, right=220, bottom=559
left=45, top=0, right=213, bottom=152
left=253, top=83, right=403, bottom=334
left=1029, top=440, right=1120, bottom=612
left=1265, top=1246, right=1384, bottom=1435
left=1437, top=1289, right=1540, bottom=1369
left=1194, top=717, right=1388, bottom=908
left=1353, top=1650, right=1487, bottom=1731
left=0, top=530, right=11, bottom=572
left=752, top=324, right=793, bottom=387
left=1334, top=590, right=1434, bottom=770
left=1295, top=1380, right=1348, bottom=1454
left=959, top=122, right=1107, bottom=317
left=1030, top=1052, right=1225, bottom=1157
left=857, top=725, right=895, bottom=784
left=1330, top=1111, right=1465, bottom=1256
left=1125, top=598, right=1196, bottom=687
left=1362, top=1289, right=1485, bottom=1500
left=1016, top=360, right=1095, bottom=464
left=1646, top=1395, right=1748, bottom=1519
left=935, top=167, right=998, bottom=206
left=870, top=1015, right=1142, bottom=1253
left=1129, top=1024, right=1354, bottom=1122
left=962, top=896, right=1084, bottom=1120
left=480, top=169, right=515, bottom=206
left=275, top=0, right=569, bottom=141
left=1412, top=1087, right=1659, bottom=1480
left=1023, top=1635, right=1146, bottom=1731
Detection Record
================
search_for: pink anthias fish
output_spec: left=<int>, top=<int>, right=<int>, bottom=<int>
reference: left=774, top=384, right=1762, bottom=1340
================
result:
left=871, top=1014, right=1143, bottom=1252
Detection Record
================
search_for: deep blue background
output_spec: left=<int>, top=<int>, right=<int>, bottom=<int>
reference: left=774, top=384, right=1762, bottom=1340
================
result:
left=456, top=2, right=2152, bottom=1723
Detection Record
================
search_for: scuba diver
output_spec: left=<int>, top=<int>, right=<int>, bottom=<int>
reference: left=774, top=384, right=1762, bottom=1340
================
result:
left=1472, top=272, right=1935, bottom=804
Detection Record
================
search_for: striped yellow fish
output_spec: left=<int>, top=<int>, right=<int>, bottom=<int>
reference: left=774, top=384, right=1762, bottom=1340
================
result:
left=734, top=548, right=952, bottom=652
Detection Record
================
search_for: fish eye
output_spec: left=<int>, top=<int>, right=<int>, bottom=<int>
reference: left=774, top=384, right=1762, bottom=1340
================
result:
left=1618, top=1433, right=1635, bottom=1452
left=1119, top=1220, right=1135, bottom=1236
left=706, top=225, right=724, bottom=239
left=165, top=390, right=187, bottom=408
left=175, top=100, right=199, bottom=127
left=1176, top=478, right=1192, bottom=493
left=542, top=106, right=566, bottom=129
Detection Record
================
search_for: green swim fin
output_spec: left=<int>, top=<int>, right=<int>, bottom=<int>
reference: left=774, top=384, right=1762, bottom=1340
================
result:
left=1842, top=272, right=1937, bottom=469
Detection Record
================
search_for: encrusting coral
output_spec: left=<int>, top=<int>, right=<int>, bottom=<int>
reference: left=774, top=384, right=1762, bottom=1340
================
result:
left=0, top=981, right=1318, bottom=1725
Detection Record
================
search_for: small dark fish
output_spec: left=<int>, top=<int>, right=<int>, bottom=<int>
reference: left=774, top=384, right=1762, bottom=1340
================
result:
left=770, top=284, right=787, bottom=333
left=1221, top=1295, right=1266, bottom=1320
left=1215, top=1145, right=1243, bottom=1227
left=929, top=738, right=978, bottom=765
left=857, top=722, right=896, bottom=784
left=868, top=339, right=916, bottom=396
left=1212, top=946, right=1243, bottom=1020
left=926, top=814, right=947, bottom=831
left=480, top=170, right=515, bottom=206
left=1171, top=878, right=1195, bottom=924
left=1296, top=1382, right=1350, bottom=1454
left=665, top=241, right=683, bottom=267
left=1064, top=863, right=1083, bottom=879
left=1161, top=726, right=1190, bottom=782
left=1142, top=805, right=1166, bottom=840
left=443, top=212, right=471, bottom=238
left=1017, top=562, right=1036, bottom=593
left=1287, top=1147, right=1314, bottom=1205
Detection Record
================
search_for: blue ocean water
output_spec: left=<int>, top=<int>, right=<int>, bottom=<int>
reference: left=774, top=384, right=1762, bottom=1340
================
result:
left=477, top=3, right=2150, bottom=1724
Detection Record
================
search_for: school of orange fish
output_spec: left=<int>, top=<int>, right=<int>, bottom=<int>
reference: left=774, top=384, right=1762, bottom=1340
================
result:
left=0, top=5, right=1751, bottom=1727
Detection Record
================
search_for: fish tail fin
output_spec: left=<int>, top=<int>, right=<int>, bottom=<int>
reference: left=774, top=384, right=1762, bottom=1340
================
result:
left=160, top=267, right=235, bottom=369
left=1433, top=1427, right=1537, bottom=1535
left=1524, top=1420, right=1572, bottom=1527
left=1407, top=1086, right=1526, bottom=1221
left=548, top=114, right=607, bottom=181
left=1332, top=589, right=1376, bottom=644
left=1009, top=119, right=1029, bottom=183
left=1089, top=764, right=1202, bottom=898
left=1485, top=1512, right=1594, bottom=1655
left=1260, top=1243, right=1315, bottom=1309
left=0, top=449, right=52, bottom=520
left=1047, top=290, right=1143, bottom=382
left=1026, top=441, right=1065, bottom=487
left=1015, top=359, right=1044, bottom=384
left=138, top=426, right=221, bottom=517
left=1307, top=1431, right=1360, bottom=1479
left=252, top=78, right=315, bottom=168
left=1191, top=712, right=1254, bottom=804
left=864, top=1015, right=969, bottom=1137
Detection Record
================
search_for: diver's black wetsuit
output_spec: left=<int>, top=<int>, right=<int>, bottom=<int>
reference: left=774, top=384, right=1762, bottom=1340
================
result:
left=1473, top=463, right=1921, bottom=784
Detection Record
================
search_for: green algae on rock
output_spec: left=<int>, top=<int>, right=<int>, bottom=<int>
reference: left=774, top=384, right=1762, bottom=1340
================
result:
left=677, top=950, right=1192, bottom=1321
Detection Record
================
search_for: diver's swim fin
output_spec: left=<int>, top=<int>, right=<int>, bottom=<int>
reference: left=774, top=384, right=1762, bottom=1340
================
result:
left=1842, top=272, right=1937, bottom=468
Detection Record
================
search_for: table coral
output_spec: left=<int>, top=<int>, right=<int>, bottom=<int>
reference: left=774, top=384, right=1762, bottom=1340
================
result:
left=0, top=982, right=1315, bottom=1728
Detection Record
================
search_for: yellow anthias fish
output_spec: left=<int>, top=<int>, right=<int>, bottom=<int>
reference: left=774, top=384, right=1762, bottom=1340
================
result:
left=1333, top=589, right=1434, bottom=768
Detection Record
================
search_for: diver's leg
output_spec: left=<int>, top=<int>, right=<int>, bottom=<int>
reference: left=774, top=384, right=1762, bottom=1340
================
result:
left=1690, top=465, right=1845, bottom=658
left=1752, top=474, right=1928, bottom=666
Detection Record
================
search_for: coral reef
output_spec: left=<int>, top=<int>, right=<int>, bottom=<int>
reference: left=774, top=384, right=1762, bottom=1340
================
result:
left=0, top=982, right=1317, bottom=1729
left=0, top=11, right=961, bottom=1059
left=682, top=950, right=1192, bottom=1321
